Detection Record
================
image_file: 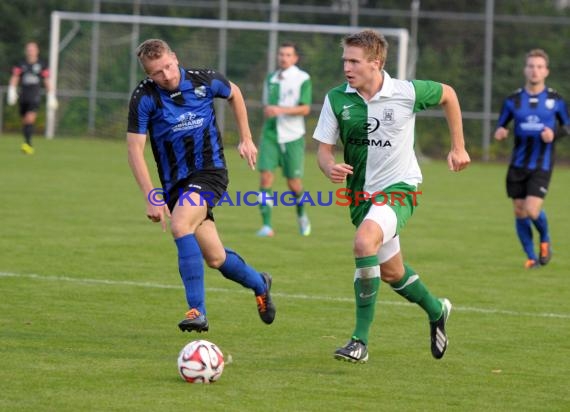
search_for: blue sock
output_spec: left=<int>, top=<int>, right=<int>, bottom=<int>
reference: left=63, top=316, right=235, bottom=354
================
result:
left=175, top=234, right=205, bottom=314
left=219, top=248, right=265, bottom=295
left=515, top=218, right=537, bottom=260
left=532, top=210, right=550, bottom=243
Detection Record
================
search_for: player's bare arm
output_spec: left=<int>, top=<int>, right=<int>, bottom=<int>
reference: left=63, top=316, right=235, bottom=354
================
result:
left=439, top=83, right=471, bottom=172
left=228, top=81, right=257, bottom=170
left=317, top=143, right=353, bottom=183
left=264, top=104, right=311, bottom=118
left=127, top=132, right=169, bottom=231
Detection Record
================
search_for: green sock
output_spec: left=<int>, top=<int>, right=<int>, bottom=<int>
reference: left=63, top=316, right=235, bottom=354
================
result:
left=352, top=255, right=381, bottom=345
left=390, top=263, right=443, bottom=322
left=295, top=191, right=305, bottom=217
left=259, top=188, right=273, bottom=226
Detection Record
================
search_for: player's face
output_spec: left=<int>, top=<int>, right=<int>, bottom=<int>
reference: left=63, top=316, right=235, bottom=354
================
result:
left=143, top=52, right=181, bottom=91
left=25, top=42, right=39, bottom=63
left=524, top=56, right=549, bottom=87
left=342, top=46, right=381, bottom=91
left=277, top=46, right=298, bottom=70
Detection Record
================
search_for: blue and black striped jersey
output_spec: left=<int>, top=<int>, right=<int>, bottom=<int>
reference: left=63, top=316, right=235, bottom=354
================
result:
left=496, top=87, right=570, bottom=172
left=128, top=67, right=231, bottom=192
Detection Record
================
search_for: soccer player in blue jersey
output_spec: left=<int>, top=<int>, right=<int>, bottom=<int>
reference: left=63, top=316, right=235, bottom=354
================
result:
left=494, top=49, right=570, bottom=269
left=7, top=42, right=58, bottom=154
left=127, top=39, right=275, bottom=332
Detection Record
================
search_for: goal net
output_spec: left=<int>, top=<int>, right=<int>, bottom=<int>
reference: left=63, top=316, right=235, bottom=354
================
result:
left=48, top=11, right=409, bottom=141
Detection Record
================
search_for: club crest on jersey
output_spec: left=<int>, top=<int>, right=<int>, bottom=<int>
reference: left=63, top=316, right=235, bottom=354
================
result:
left=545, top=98, right=555, bottom=110
left=195, top=86, right=207, bottom=98
left=381, top=108, right=395, bottom=126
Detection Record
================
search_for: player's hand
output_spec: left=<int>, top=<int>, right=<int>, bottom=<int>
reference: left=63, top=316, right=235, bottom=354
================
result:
left=494, top=127, right=508, bottom=141
left=7, top=85, right=18, bottom=106
left=237, top=139, right=257, bottom=170
left=541, top=127, right=555, bottom=143
left=146, top=203, right=170, bottom=232
left=447, top=147, right=471, bottom=172
left=263, top=106, right=281, bottom=118
left=329, top=163, right=353, bottom=183
left=47, top=93, right=59, bottom=110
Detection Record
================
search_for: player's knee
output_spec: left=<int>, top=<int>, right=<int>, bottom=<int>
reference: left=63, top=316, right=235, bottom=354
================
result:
left=287, top=179, right=302, bottom=193
left=170, top=223, right=187, bottom=238
left=380, top=267, right=404, bottom=283
left=260, top=171, right=274, bottom=187
left=353, top=236, right=380, bottom=257
left=513, top=204, right=526, bottom=217
left=526, top=209, right=540, bottom=220
left=204, top=254, right=225, bottom=269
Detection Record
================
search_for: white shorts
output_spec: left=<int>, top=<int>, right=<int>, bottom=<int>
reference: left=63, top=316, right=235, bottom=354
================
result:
left=363, top=204, right=401, bottom=263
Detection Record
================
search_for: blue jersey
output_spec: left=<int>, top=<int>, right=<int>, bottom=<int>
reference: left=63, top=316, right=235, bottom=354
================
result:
left=496, top=87, right=570, bottom=172
left=128, top=67, right=231, bottom=192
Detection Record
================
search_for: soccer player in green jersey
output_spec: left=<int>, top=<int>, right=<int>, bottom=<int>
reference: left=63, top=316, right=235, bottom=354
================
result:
left=313, top=30, right=470, bottom=363
left=257, top=42, right=312, bottom=237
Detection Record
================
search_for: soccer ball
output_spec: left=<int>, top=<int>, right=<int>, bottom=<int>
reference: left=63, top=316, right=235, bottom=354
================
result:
left=177, top=340, right=225, bottom=383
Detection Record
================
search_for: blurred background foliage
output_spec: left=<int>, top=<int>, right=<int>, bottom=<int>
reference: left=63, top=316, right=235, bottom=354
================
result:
left=1, top=0, right=569, bottom=162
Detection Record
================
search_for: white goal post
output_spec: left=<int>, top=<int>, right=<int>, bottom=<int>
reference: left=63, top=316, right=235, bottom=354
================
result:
left=48, top=11, right=409, bottom=138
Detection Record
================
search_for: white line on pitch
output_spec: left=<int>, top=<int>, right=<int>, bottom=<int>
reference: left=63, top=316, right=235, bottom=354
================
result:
left=1, top=271, right=569, bottom=320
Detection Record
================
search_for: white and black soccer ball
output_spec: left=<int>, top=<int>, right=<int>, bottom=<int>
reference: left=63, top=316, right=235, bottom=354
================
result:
left=177, top=340, right=225, bottom=383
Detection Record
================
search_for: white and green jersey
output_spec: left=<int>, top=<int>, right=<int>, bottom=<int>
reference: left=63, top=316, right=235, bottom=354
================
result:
left=262, top=65, right=312, bottom=143
left=313, top=71, right=443, bottom=225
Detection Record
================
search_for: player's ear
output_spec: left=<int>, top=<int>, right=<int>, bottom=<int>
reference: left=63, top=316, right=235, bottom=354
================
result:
left=372, top=58, right=383, bottom=70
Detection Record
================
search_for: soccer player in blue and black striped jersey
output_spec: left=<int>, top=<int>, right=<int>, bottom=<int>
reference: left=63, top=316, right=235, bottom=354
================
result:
left=127, top=39, right=275, bottom=332
left=494, top=49, right=570, bottom=269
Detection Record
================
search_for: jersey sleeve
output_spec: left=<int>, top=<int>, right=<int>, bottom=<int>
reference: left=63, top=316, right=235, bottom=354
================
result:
left=40, top=61, right=50, bottom=79
left=127, top=84, right=156, bottom=134
left=262, top=73, right=272, bottom=105
left=206, top=70, right=231, bottom=99
left=411, top=80, right=443, bottom=112
left=11, top=64, right=23, bottom=76
left=496, top=98, right=514, bottom=128
left=313, top=95, right=339, bottom=144
left=299, top=77, right=312, bottom=106
left=556, top=97, right=570, bottom=126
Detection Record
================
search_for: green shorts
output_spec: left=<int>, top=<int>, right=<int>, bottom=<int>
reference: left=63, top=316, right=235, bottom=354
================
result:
left=350, top=182, right=420, bottom=234
left=258, top=135, right=305, bottom=179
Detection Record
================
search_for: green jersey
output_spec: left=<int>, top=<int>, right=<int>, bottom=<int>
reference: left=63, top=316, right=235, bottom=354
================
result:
left=313, top=71, right=443, bottom=225
left=261, top=65, right=312, bottom=144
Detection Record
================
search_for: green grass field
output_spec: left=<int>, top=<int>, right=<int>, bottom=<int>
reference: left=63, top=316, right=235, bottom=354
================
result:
left=1, top=134, right=569, bottom=411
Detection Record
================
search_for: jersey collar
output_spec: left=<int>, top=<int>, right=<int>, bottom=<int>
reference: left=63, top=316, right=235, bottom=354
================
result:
left=345, top=70, right=395, bottom=101
left=276, top=65, right=299, bottom=79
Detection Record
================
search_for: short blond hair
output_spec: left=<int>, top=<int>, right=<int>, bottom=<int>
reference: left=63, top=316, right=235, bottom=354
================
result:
left=525, top=48, right=549, bottom=67
left=342, top=29, right=388, bottom=64
left=136, top=39, right=172, bottom=62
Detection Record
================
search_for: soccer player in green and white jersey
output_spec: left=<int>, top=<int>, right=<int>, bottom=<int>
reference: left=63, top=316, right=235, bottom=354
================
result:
left=257, top=42, right=312, bottom=237
left=314, top=30, right=470, bottom=363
